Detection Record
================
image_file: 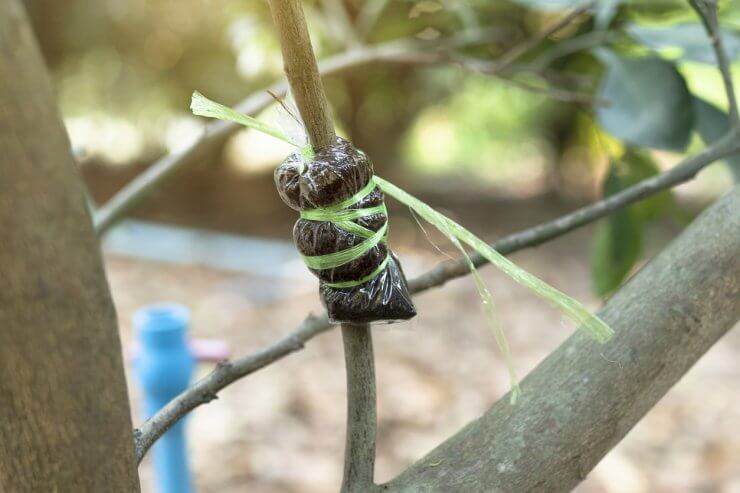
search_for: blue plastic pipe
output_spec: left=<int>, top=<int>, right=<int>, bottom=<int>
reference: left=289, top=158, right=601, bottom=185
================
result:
left=134, top=304, right=196, bottom=493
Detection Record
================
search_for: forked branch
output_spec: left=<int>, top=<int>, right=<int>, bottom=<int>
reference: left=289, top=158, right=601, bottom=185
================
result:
left=132, top=2, right=740, bottom=487
left=268, top=1, right=378, bottom=491
left=134, top=126, right=740, bottom=463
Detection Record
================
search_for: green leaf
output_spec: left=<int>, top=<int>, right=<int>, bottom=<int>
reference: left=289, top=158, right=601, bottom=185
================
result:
left=591, top=162, right=643, bottom=297
left=594, top=50, right=694, bottom=151
left=693, top=96, right=740, bottom=181
left=626, top=22, right=740, bottom=64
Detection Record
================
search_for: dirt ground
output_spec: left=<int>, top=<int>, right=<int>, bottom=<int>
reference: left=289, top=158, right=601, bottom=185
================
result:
left=107, top=196, right=740, bottom=493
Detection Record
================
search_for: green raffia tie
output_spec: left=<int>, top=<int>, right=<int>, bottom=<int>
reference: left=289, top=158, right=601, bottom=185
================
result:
left=190, top=91, right=615, bottom=405
left=373, top=176, right=614, bottom=403
left=299, top=178, right=391, bottom=289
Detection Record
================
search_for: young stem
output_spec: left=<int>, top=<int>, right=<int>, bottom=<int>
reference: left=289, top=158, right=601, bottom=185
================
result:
left=689, top=0, right=739, bottom=126
left=341, top=324, right=378, bottom=492
left=269, top=0, right=336, bottom=149
left=267, top=1, right=378, bottom=489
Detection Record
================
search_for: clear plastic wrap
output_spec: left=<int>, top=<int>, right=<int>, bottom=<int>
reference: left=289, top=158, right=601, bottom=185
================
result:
left=275, top=137, right=416, bottom=324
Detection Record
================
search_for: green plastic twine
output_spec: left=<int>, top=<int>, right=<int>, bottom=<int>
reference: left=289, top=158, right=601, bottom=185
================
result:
left=300, top=178, right=391, bottom=288
left=192, top=91, right=389, bottom=288
left=374, top=176, right=614, bottom=344
left=189, top=91, right=614, bottom=402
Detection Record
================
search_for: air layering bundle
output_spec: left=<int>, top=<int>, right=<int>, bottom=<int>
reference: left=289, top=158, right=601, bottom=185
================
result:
left=191, top=91, right=613, bottom=400
left=275, top=137, right=416, bottom=323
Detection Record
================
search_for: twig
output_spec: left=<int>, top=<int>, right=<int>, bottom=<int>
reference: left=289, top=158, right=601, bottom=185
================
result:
left=408, top=131, right=740, bottom=292
left=93, top=86, right=285, bottom=236
left=491, top=1, right=596, bottom=74
left=531, top=30, right=616, bottom=70
left=133, top=128, right=740, bottom=463
left=689, top=0, right=739, bottom=126
left=269, top=1, right=379, bottom=490
left=134, top=313, right=331, bottom=461
left=452, top=55, right=606, bottom=106
left=444, top=26, right=511, bottom=48
left=340, top=324, right=378, bottom=493
left=94, top=18, right=595, bottom=236
left=503, top=77, right=606, bottom=106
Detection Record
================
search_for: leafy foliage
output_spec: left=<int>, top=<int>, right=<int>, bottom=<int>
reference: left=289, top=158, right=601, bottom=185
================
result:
left=591, top=160, right=642, bottom=297
left=594, top=49, right=694, bottom=151
left=626, top=22, right=740, bottom=64
left=590, top=149, right=677, bottom=296
left=619, top=148, right=677, bottom=221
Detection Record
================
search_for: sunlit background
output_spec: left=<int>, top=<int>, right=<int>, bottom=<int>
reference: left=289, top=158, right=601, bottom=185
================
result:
left=23, top=0, right=740, bottom=491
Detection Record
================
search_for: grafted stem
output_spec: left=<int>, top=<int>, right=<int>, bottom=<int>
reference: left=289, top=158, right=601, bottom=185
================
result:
left=267, top=1, right=379, bottom=489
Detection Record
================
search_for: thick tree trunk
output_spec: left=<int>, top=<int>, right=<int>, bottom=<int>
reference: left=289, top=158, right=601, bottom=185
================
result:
left=0, top=2, right=140, bottom=491
left=385, top=185, right=740, bottom=492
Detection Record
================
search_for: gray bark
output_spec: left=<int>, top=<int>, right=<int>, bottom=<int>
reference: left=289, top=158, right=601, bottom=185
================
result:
left=0, top=2, right=140, bottom=491
left=385, top=186, right=740, bottom=492
left=341, top=325, right=378, bottom=492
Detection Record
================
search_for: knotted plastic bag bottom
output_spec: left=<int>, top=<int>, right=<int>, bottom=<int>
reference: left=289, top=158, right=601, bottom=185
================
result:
left=320, top=253, right=416, bottom=324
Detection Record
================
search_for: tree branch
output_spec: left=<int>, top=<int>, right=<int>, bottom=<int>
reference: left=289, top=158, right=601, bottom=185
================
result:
left=134, top=313, right=331, bottom=461
left=689, top=0, right=739, bottom=126
left=408, top=131, right=740, bottom=293
left=133, top=127, right=740, bottom=463
left=268, top=1, right=378, bottom=490
left=128, top=0, right=740, bottom=468
left=384, top=184, right=740, bottom=492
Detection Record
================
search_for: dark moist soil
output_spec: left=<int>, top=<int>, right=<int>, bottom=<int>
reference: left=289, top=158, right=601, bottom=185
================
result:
left=275, top=138, right=415, bottom=323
